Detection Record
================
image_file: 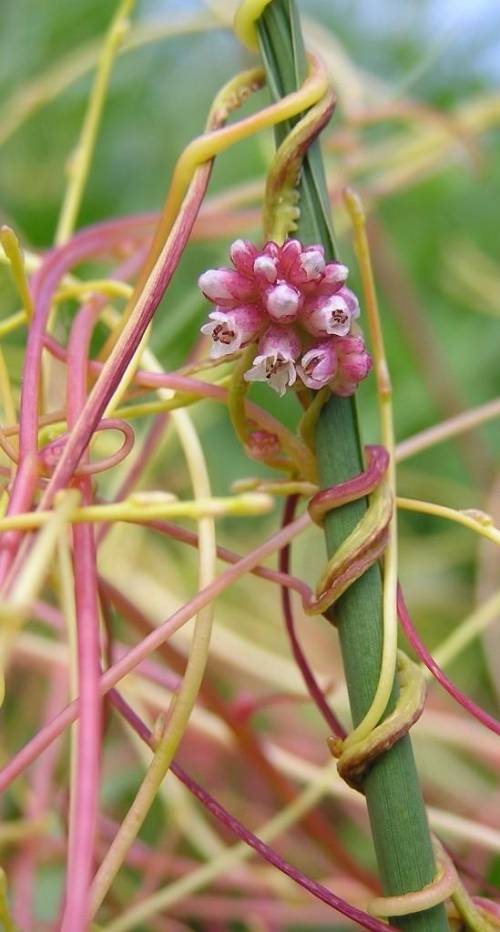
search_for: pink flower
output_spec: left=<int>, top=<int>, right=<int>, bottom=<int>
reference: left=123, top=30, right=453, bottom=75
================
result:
left=200, top=305, right=265, bottom=358
left=297, top=334, right=372, bottom=394
left=297, top=341, right=338, bottom=390
left=198, top=239, right=366, bottom=395
left=300, top=286, right=360, bottom=338
left=244, top=326, right=300, bottom=396
left=301, top=293, right=351, bottom=337
left=331, top=334, right=372, bottom=396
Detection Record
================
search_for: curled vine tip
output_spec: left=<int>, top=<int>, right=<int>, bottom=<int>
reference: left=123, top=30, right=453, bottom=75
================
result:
left=198, top=238, right=371, bottom=395
left=329, top=651, right=427, bottom=792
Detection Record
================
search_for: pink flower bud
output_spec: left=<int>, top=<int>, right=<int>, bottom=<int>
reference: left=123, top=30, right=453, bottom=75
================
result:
left=339, top=286, right=360, bottom=318
left=301, top=294, right=352, bottom=337
left=230, top=239, right=259, bottom=276
left=200, top=305, right=265, bottom=358
left=276, top=239, right=302, bottom=277
left=253, top=254, right=278, bottom=283
left=278, top=241, right=326, bottom=286
left=244, top=325, right=300, bottom=396
left=265, top=283, right=301, bottom=323
left=297, top=341, right=338, bottom=390
left=299, top=247, right=326, bottom=281
left=331, top=334, right=372, bottom=396
left=315, top=262, right=349, bottom=296
left=198, top=268, right=256, bottom=307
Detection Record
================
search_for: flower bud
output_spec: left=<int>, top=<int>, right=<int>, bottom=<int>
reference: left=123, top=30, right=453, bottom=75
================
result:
left=229, top=239, right=259, bottom=276
left=331, top=334, right=372, bottom=396
left=253, top=254, right=278, bottom=283
left=315, top=262, right=349, bottom=296
left=198, top=268, right=256, bottom=307
left=265, top=283, right=301, bottom=323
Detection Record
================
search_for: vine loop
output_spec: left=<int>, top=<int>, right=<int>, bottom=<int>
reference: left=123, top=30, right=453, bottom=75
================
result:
left=306, top=445, right=392, bottom=614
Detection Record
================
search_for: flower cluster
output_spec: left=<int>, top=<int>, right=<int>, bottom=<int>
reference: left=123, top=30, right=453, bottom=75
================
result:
left=199, top=239, right=371, bottom=396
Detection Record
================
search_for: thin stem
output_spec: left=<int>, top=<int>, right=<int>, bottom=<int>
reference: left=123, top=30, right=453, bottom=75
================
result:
left=280, top=495, right=347, bottom=737
left=55, top=0, right=135, bottom=244
left=0, top=491, right=272, bottom=532
left=398, top=587, right=500, bottom=736
left=397, top=496, right=500, bottom=546
left=61, top=292, right=104, bottom=930
left=396, top=396, right=500, bottom=462
left=341, top=188, right=398, bottom=752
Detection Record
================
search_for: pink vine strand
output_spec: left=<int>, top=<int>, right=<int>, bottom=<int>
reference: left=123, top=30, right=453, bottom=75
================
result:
left=40, top=418, right=135, bottom=477
left=397, top=587, right=500, bottom=737
left=59, top=284, right=107, bottom=929
left=0, top=220, right=149, bottom=586
left=35, top=170, right=211, bottom=513
left=109, top=689, right=394, bottom=932
left=280, top=494, right=347, bottom=738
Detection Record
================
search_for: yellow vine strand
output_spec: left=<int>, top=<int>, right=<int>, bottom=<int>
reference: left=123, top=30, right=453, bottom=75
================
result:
left=0, top=489, right=81, bottom=705
left=56, top=280, right=132, bottom=303
left=55, top=0, right=135, bottom=244
left=0, top=492, right=273, bottom=533
left=398, top=497, right=500, bottom=547
left=101, top=52, right=328, bottom=355
left=126, top=700, right=226, bottom=859
left=431, top=587, right=500, bottom=677
left=0, top=310, right=28, bottom=339
left=0, top=226, right=33, bottom=322
left=234, top=0, right=273, bottom=51
left=161, top=53, right=326, bottom=240
left=0, top=869, right=16, bottom=932
left=341, top=187, right=399, bottom=750
left=0, top=349, right=17, bottom=434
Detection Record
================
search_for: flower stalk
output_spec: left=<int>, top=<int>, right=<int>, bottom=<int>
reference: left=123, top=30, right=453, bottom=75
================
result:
left=256, top=2, right=448, bottom=929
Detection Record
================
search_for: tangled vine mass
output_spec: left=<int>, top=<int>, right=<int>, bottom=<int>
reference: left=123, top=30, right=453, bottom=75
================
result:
left=0, top=1, right=498, bottom=930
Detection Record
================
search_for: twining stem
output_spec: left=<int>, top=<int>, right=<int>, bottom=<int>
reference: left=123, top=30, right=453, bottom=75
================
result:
left=256, top=2, right=447, bottom=929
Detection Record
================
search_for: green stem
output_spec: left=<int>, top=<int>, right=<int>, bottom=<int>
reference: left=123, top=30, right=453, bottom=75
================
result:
left=257, top=3, right=448, bottom=930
